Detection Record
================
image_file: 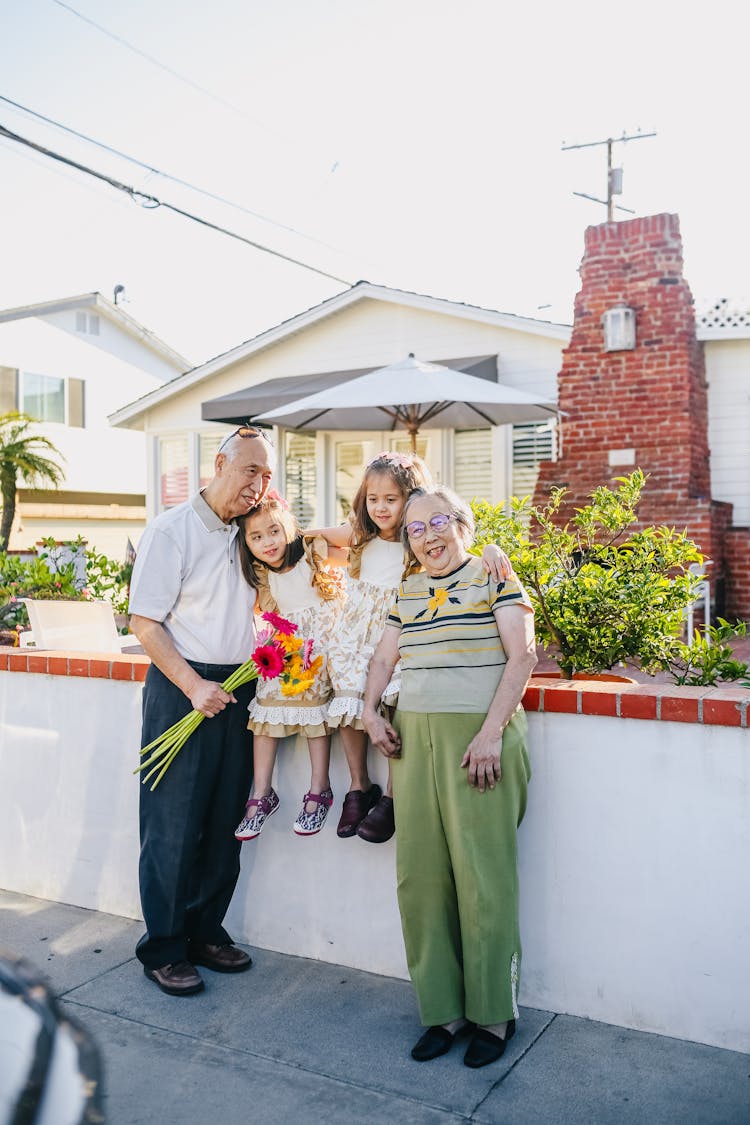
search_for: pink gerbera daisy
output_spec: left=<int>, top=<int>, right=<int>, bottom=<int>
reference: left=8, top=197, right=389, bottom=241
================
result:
left=251, top=642, right=285, bottom=680
left=261, top=611, right=297, bottom=636
left=301, top=637, right=315, bottom=670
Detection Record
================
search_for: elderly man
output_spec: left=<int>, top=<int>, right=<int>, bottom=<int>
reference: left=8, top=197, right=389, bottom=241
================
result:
left=129, top=426, right=275, bottom=996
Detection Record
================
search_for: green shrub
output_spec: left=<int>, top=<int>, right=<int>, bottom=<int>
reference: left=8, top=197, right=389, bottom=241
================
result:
left=667, top=619, right=749, bottom=686
left=471, top=470, right=703, bottom=678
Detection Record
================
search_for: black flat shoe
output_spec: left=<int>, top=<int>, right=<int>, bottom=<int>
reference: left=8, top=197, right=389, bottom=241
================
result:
left=411, top=1022, right=473, bottom=1062
left=463, top=1020, right=516, bottom=1068
left=411, top=1025, right=456, bottom=1062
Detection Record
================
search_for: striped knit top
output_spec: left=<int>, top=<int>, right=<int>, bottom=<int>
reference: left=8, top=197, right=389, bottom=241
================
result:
left=387, top=554, right=533, bottom=714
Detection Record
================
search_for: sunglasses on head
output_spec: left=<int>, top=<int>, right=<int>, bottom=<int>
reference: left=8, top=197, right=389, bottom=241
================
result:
left=217, top=425, right=273, bottom=453
left=406, top=513, right=453, bottom=540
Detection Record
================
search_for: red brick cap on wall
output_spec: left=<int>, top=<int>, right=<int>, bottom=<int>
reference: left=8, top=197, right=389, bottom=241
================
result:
left=1, top=648, right=747, bottom=728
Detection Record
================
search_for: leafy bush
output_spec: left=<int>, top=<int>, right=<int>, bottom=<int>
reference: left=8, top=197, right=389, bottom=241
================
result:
left=471, top=470, right=704, bottom=678
left=667, top=619, right=749, bottom=686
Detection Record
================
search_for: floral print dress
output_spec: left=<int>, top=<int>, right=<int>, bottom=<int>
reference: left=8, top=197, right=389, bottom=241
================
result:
left=248, top=537, right=342, bottom=738
left=326, top=536, right=411, bottom=730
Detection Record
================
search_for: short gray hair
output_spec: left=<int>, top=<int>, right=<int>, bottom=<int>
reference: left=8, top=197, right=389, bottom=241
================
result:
left=401, top=485, right=475, bottom=548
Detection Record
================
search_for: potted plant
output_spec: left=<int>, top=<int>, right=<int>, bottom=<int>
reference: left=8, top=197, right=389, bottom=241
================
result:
left=0, top=540, right=132, bottom=651
left=471, top=470, right=703, bottom=679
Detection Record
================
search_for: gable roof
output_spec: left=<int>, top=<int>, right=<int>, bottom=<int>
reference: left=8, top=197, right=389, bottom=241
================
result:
left=109, top=280, right=572, bottom=426
left=0, top=291, right=191, bottom=371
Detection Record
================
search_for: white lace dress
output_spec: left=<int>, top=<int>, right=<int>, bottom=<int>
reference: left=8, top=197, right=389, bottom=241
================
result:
left=326, top=536, right=408, bottom=730
left=248, top=543, right=342, bottom=739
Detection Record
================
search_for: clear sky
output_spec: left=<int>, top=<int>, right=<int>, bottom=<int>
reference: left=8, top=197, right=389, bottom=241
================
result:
left=1, top=0, right=747, bottom=365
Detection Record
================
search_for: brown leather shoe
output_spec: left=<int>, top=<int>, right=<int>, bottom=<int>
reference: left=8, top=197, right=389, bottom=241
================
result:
left=144, top=961, right=204, bottom=996
left=336, top=784, right=383, bottom=837
left=356, top=795, right=395, bottom=843
left=189, top=943, right=252, bottom=973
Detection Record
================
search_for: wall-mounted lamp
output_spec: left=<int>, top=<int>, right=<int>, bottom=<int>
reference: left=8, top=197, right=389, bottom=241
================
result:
left=602, top=304, right=636, bottom=351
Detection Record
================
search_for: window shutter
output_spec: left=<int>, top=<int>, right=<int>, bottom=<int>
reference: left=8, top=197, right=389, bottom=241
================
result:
left=75, top=311, right=87, bottom=332
left=512, top=421, right=555, bottom=500
left=0, top=366, right=18, bottom=413
left=68, top=379, right=85, bottom=427
left=285, top=433, right=317, bottom=526
left=88, top=314, right=100, bottom=335
left=454, top=429, right=493, bottom=501
left=159, top=435, right=189, bottom=511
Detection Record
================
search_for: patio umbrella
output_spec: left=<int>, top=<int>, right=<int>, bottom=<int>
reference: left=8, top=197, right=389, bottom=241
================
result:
left=256, top=354, right=557, bottom=451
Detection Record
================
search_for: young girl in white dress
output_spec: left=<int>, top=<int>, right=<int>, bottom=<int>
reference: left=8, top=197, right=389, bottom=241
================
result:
left=313, top=452, right=506, bottom=844
left=234, top=494, right=345, bottom=841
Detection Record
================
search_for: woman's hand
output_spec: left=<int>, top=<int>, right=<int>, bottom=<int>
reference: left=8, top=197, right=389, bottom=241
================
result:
left=461, top=727, right=503, bottom=790
left=363, top=708, right=402, bottom=759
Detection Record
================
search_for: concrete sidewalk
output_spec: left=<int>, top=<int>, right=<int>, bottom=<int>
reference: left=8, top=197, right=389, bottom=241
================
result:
left=1, top=890, right=748, bottom=1124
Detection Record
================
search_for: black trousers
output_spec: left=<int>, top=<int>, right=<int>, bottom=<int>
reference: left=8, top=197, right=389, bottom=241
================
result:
left=135, top=662, right=255, bottom=969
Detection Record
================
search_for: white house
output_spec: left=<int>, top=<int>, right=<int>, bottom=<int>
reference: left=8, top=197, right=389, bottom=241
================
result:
left=109, top=282, right=570, bottom=529
left=0, top=292, right=190, bottom=557
left=110, top=281, right=750, bottom=537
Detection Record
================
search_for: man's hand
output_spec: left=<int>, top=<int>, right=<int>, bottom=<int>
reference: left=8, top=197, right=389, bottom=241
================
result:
left=461, top=727, right=503, bottom=791
left=363, top=709, right=402, bottom=759
left=188, top=679, right=237, bottom=718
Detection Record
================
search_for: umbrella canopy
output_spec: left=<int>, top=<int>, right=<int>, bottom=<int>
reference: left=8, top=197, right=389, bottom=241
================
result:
left=256, top=354, right=557, bottom=450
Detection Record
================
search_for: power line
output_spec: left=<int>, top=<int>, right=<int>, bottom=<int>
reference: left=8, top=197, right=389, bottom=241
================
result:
left=49, top=0, right=281, bottom=139
left=0, top=93, right=342, bottom=253
left=0, top=122, right=352, bottom=286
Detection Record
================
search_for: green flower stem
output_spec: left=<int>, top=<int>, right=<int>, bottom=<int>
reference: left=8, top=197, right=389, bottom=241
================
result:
left=134, top=659, right=261, bottom=790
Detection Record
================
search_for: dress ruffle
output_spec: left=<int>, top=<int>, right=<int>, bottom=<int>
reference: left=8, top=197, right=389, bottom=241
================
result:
left=248, top=698, right=330, bottom=738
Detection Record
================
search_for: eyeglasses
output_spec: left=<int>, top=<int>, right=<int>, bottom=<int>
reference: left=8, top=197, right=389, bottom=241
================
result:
left=405, top=513, right=453, bottom=540
left=217, top=425, right=274, bottom=454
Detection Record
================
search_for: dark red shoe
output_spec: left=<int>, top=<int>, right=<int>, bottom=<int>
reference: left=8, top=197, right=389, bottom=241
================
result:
left=356, top=795, right=395, bottom=843
left=336, top=784, right=382, bottom=838
left=144, top=961, right=204, bottom=996
left=189, top=943, right=252, bottom=973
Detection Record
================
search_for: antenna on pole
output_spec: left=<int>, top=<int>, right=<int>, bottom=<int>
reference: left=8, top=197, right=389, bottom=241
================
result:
left=562, top=130, right=657, bottom=220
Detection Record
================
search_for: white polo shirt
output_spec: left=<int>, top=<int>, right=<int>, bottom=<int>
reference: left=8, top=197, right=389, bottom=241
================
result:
left=129, top=492, right=256, bottom=664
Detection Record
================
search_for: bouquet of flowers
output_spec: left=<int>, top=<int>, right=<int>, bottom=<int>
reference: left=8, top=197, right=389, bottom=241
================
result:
left=135, top=612, right=321, bottom=791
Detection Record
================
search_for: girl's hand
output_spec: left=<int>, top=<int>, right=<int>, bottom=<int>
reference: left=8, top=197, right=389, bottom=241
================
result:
left=363, top=708, right=402, bottom=759
left=461, top=728, right=502, bottom=791
left=481, top=543, right=513, bottom=581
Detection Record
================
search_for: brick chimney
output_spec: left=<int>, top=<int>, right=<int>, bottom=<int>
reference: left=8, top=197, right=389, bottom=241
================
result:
left=534, top=213, right=734, bottom=608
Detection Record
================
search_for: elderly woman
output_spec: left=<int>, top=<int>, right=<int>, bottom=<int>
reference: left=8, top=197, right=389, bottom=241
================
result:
left=362, top=485, right=537, bottom=1069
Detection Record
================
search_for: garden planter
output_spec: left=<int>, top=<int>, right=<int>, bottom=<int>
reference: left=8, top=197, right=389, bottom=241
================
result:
left=531, top=671, right=637, bottom=684
left=23, top=599, right=120, bottom=653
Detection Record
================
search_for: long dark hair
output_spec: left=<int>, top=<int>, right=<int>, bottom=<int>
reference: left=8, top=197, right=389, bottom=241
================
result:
left=236, top=496, right=304, bottom=589
left=349, top=451, right=432, bottom=545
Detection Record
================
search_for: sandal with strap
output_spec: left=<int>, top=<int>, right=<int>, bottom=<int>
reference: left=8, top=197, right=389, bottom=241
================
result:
left=293, top=787, right=334, bottom=836
left=235, top=788, right=280, bottom=840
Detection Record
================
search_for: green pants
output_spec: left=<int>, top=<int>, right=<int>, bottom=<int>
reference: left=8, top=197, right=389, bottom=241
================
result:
left=392, top=709, right=530, bottom=1027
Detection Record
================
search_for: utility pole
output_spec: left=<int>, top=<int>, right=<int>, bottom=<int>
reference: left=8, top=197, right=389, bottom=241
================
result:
left=562, top=130, right=657, bottom=220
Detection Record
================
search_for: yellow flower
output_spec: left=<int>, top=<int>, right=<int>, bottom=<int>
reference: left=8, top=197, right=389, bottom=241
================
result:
left=427, top=587, right=449, bottom=613
left=281, top=673, right=316, bottom=696
left=279, top=633, right=303, bottom=656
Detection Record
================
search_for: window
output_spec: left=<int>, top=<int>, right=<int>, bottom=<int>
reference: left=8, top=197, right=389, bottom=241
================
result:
left=75, top=311, right=100, bottom=334
left=512, top=421, right=555, bottom=500
left=199, top=433, right=223, bottom=488
left=454, top=429, right=493, bottom=501
left=22, top=373, right=65, bottom=424
left=285, top=433, right=317, bottom=526
left=18, top=372, right=85, bottom=427
left=159, top=436, right=189, bottom=510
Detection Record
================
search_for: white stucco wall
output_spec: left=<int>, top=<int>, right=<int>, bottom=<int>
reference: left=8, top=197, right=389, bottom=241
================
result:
left=0, top=668, right=747, bottom=1054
